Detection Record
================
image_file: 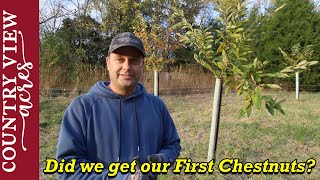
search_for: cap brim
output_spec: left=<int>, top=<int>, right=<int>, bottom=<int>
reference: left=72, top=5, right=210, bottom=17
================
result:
left=109, top=44, right=146, bottom=57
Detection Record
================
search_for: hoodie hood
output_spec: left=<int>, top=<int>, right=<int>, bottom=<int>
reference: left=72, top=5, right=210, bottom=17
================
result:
left=89, top=81, right=145, bottom=99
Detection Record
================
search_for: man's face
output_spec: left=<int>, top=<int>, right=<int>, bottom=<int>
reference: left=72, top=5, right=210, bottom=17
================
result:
left=107, top=46, right=144, bottom=92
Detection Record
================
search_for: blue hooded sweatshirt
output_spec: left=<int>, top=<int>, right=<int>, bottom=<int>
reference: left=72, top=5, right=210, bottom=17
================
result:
left=56, top=81, right=181, bottom=179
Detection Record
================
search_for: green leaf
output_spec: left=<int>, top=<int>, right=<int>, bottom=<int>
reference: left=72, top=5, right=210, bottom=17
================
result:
left=239, top=51, right=252, bottom=57
left=280, top=67, right=294, bottom=73
left=185, top=31, right=193, bottom=36
left=307, top=61, right=318, bottom=66
left=274, top=104, right=285, bottom=115
left=246, top=106, right=252, bottom=117
left=215, top=29, right=223, bottom=36
left=293, top=66, right=307, bottom=70
left=231, top=48, right=239, bottom=58
left=266, top=103, right=274, bottom=116
left=262, top=72, right=290, bottom=78
left=238, top=109, right=245, bottom=119
left=277, top=72, right=290, bottom=78
left=253, top=58, right=258, bottom=68
left=243, top=64, right=253, bottom=69
left=266, top=84, right=281, bottom=89
left=236, top=83, right=243, bottom=90
left=235, top=28, right=244, bottom=33
left=242, top=81, right=249, bottom=90
left=230, top=33, right=241, bottom=38
left=274, top=4, right=286, bottom=12
left=253, top=88, right=262, bottom=109
left=215, top=37, right=222, bottom=44
left=233, top=66, right=244, bottom=75
left=297, top=60, right=307, bottom=66
left=217, top=61, right=225, bottom=70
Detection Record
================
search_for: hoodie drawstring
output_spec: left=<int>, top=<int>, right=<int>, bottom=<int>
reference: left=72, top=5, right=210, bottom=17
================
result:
left=117, top=98, right=121, bottom=162
left=134, top=97, right=141, bottom=154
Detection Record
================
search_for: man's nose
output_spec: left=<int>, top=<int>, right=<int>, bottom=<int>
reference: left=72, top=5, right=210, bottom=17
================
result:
left=122, top=59, right=131, bottom=70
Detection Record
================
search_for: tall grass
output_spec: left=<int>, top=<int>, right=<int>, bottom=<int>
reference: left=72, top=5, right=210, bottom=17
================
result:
left=40, top=63, right=109, bottom=90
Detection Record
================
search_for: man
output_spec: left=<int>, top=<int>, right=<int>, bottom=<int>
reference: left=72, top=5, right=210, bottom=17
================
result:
left=56, top=32, right=181, bottom=179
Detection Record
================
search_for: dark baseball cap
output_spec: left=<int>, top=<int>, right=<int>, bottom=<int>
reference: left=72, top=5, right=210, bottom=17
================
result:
left=108, top=32, right=146, bottom=57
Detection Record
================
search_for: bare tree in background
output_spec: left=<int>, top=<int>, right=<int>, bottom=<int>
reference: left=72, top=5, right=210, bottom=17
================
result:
left=40, top=0, right=74, bottom=35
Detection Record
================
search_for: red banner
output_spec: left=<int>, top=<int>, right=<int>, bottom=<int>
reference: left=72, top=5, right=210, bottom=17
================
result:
left=0, top=1, right=39, bottom=179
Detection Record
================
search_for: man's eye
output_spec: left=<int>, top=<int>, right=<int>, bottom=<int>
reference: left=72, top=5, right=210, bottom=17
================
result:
left=132, top=59, right=140, bottom=64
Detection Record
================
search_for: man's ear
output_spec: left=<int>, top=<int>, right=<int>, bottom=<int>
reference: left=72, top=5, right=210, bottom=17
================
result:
left=140, top=58, right=144, bottom=72
left=106, top=56, right=110, bottom=70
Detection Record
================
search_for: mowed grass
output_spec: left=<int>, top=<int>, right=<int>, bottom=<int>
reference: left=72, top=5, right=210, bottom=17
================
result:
left=40, top=97, right=72, bottom=180
left=40, top=91, right=320, bottom=180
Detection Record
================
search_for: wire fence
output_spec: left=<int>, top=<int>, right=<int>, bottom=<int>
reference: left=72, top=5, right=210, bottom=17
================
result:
left=39, top=87, right=214, bottom=97
left=40, top=84, right=320, bottom=98
left=284, top=84, right=320, bottom=92
left=40, top=63, right=320, bottom=98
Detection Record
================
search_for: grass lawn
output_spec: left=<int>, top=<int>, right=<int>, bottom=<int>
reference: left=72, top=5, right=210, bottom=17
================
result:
left=40, top=91, right=320, bottom=180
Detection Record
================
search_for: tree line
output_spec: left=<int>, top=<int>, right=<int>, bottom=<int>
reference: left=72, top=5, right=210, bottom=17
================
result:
left=40, top=0, right=320, bottom=89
